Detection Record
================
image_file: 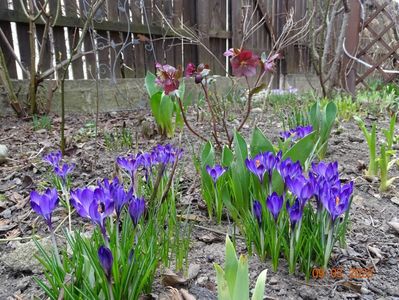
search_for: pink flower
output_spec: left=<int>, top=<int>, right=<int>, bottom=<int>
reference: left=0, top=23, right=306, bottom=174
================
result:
left=261, top=53, right=281, bottom=73
left=155, top=63, right=182, bottom=95
left=185, top=63, right=196, bottom=77
left=227, top=49, right=259, bottom=77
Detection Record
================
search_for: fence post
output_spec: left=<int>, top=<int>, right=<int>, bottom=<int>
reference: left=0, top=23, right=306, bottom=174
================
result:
left=342, top=0, right=361, bottom=96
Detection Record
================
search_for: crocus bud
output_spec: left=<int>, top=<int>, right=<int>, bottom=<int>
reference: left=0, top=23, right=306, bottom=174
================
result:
left=98, top=246, right=113, bottom=281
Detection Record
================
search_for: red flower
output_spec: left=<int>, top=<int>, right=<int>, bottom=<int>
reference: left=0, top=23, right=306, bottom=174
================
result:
left=225, top=48, right=259, bottom=78
left=155, top=63, right=182, bottom=95
left=185, top=63, right=196, bottom=77
left=184, top=63, right=210, bottom=84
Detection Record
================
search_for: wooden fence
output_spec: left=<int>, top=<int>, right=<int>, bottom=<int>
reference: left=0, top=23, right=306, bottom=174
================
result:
left=0, top=0, right=310, bottom=81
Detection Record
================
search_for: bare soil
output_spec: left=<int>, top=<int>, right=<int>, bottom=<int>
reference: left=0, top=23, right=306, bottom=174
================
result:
left=0, top=108, right=398, bottom=300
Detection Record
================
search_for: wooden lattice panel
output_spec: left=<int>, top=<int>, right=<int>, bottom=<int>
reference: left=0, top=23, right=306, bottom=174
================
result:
left=355, top=1, right=399, bottom=88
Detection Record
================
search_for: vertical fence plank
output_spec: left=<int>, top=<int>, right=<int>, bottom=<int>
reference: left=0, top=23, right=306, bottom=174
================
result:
left=13, top=0, right=31, bottom=79
left=182, top=0, right=197, bottom=66
left=196, top=0, right=210, bottom=65
left=209, top=0, right=227, bottom=74
left=173, top=0, right=183, bottom=67
left=231, top=0, right=243, bottom=48
left=0, top=1, right=17, bottom=78
left=130, top=0, right=146, bottom=77
left=107, top=0, right=123, bottom=79
left=119, top=0, right=134, bottom=78
left=79, top=0, right=97, bottom=78
left=65, top=1, right=84, bottom=79
left=49, top=1, right=67, bottom=78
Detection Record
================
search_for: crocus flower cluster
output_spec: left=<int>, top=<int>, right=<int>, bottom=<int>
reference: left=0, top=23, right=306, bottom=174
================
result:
left=70, top=178, right=145, bottom=237
left=243, top=149, right=353, bottom=273
left=245, top=151, right=281, bottom=184
left=270, top=87, right=298, bottom=95
left=155, top=63, right=183, bottom=95
left=117, top=144, right=183, bottom=182
left=280, top=125, right=314, bottom=142
left=43, top=151, right=75, bottom=182
left=245, top=150, right=353, bottom=229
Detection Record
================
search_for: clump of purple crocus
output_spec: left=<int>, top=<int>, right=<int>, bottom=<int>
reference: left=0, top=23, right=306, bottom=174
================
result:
left=245, top=151, right=281, bottom=187
left=206, top=165, right=227, bottom=185
left=30, top=188, right=59, bottom=229
left=280, top=125, right=313, bottom=142
left=43, top=151, right=74, bottom=181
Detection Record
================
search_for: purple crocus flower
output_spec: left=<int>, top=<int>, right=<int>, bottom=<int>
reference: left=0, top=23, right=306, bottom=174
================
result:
left=311, top=161, right=339, bottom=186
left=70, top=187, right=95, bottom=219
left=152, top=144, right=183, bottom=165
left=245, top=154, right=267, bottom=183
left=43, top=151, right=62, bottom=168
left=89, top=187, right=115, bottom=235
left=286, top=199, right=303, bottom=229
left=280, top=125, right=313, bottom=142
left=286, top=175, right=314, bottom=205
left=117, top=154, right=141, bottom=177
left=206, top=165, right=227, bottom=184
left=111, top=185, right=132, bottom=218
left=266, top=192, right=283, bottom=222
left=30, top=188, right=59, bottom=229
left=253, top=200, right=262, bottom=225
left=321, top=181, right=354, bottom=221
left=129, top=196, right=145, bottom=227
left=54, top=163, right=75, bottom=181
left=277, top=158, right=303, bottom=181
left=98, top=246, right=113, bottom=281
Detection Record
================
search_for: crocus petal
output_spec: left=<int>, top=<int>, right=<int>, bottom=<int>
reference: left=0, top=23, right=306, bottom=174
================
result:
left=98, top=246, right=113, bottom=280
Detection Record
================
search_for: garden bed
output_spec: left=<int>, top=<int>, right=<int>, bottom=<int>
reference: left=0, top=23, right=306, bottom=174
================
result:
left=0, top=108, right=398, bottom=300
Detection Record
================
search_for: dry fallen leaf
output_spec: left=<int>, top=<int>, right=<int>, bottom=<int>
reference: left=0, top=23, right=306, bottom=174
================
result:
left=197, top=233, right=223, bottom=244
left=180, top=289, right=196, bottom=300
left=159, top=287, right=183, bottom=300
left=187, top=264, right=201, bottom=281
left=368, top=246, right=383, bottom=259
left=161, top=269, right=187, bottom=287
left=341, top=281, right=362, bottom=293
left=177, top=214, right=207, bottom=222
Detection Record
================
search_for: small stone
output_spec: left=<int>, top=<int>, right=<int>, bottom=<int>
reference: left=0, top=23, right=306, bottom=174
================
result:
left=0, top=237, right=52, bottom=273
left=251, top=108, right=263, bottom=113
left=298, top=285, right=318, bottom=300
left=361, top=287, right=371, bottom=294
left=197, top=276, right=208, bottom=286
left=0, top=144, right=8, bottom=164
left=269, top=276, right=279, bottom=285
left=348, top=136, right=363, bottom=143
left=390, top=197, right=399, bottom=206
left=1, top=209, right=11, bottom=218
left=388, top=258, right=397, bottom=265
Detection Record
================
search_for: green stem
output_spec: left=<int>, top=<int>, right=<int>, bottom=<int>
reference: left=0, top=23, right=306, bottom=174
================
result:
left=50, top=228, right=62, bottom=267
left=323, top=220, right=335, bottom=270
left=289, top=229, right=295, bottom=274
left=214, top=183, right=221, bottom=223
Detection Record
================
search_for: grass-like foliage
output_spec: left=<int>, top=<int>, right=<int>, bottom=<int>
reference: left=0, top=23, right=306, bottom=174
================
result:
left=31, top=145, right=191, bottom=299
left=200, top=127, right=354, bottom=278
left=33, top=114, right=52, bottom=131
